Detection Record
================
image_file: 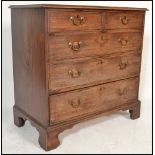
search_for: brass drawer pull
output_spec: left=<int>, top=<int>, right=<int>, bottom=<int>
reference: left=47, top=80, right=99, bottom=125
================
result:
left=120, top=16, right=129, bottom=25
left=70, top=15, right=85, bottom=26
left=118, top=88, right=128, bottom=96
left=99, top=35, right=108, bottom=45
left=68, top=68, right=81, bottom=78
left=119, top=57, right=128, bottom=70
left=119, top=61, right=128, bottom=70
left=68, top=41, right=82, bottom=51
left=118, top=39, right=128, bottom=46
left=68, top=99, right=81, bottom=108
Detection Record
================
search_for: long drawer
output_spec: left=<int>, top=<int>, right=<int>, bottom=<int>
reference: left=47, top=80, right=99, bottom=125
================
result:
left=49, top=52, right=141, bottom=93
left=49, top=77, right=139, bottom=123
left=48, top=32, right=142, bottom=61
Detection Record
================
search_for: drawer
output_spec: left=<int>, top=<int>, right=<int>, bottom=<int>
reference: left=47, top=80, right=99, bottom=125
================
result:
left=49, top=52, right=141, bottom=93
left=105, top=11, right=145, bottom=29
left=48, top=32, right=142, bottom=61
left=47, top=10, right=102, bottom=32
left=49, top=77, right=139, bottom=123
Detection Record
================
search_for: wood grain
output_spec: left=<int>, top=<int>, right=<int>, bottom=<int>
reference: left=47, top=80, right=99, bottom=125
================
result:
left=11, top=8, right=49, bottom=127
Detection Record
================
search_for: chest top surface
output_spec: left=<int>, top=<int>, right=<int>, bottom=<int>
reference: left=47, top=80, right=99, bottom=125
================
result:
left=9, top=4, right=148, bottom=11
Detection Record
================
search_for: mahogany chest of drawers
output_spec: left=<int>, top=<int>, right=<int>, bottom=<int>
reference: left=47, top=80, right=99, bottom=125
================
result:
left=10, top=4, right=147, bottom=151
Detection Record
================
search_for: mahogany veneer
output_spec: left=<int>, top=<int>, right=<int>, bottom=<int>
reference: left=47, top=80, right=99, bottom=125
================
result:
left=10, top=4, right=147, bottom=151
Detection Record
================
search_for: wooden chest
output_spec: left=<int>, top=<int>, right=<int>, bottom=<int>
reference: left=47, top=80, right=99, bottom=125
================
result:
left=10, top=4, right=147, bottom=151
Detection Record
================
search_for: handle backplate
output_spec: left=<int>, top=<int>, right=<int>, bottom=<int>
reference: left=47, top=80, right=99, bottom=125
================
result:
left=68, top=68, right=81, bottom=78
left=70, top=15, right=85, bottom=26
left=120, top=16, right=129, bottom=25
left=68, top=41, right=82, bottom=51
left=68, top=98, right=81, bottom=108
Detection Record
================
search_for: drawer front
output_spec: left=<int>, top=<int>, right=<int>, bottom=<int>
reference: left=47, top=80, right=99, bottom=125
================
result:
left=49, top=52, right=141, bottom=93
left=50, top=77, right=139, bottom=123
left=48, top=32, right=142, bottom=61
left=105, top=11, right=145, bottom=29
left=47, top=10, right=102, bottom=32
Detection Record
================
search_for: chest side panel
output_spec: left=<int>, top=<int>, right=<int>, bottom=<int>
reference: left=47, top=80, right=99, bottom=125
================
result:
left=11, top=8, right=49, bottom=127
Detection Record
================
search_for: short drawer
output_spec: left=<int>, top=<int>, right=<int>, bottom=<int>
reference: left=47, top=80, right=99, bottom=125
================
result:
left=105, top=11, right=145, bottom=29
left=49, top=52, right=141, bottom=93
left=49, top=77, right=139, bottom=123
left=47, top=10, right=102, bottom=32
left=48, top=32, right=142, bottom=61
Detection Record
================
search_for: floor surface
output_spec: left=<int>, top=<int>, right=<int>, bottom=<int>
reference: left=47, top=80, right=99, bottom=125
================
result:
left=2, top=99, right=152, bottom=154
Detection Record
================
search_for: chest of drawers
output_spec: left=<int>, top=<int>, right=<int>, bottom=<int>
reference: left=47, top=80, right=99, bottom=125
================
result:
left=10, top=4, right=147, bottom=151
